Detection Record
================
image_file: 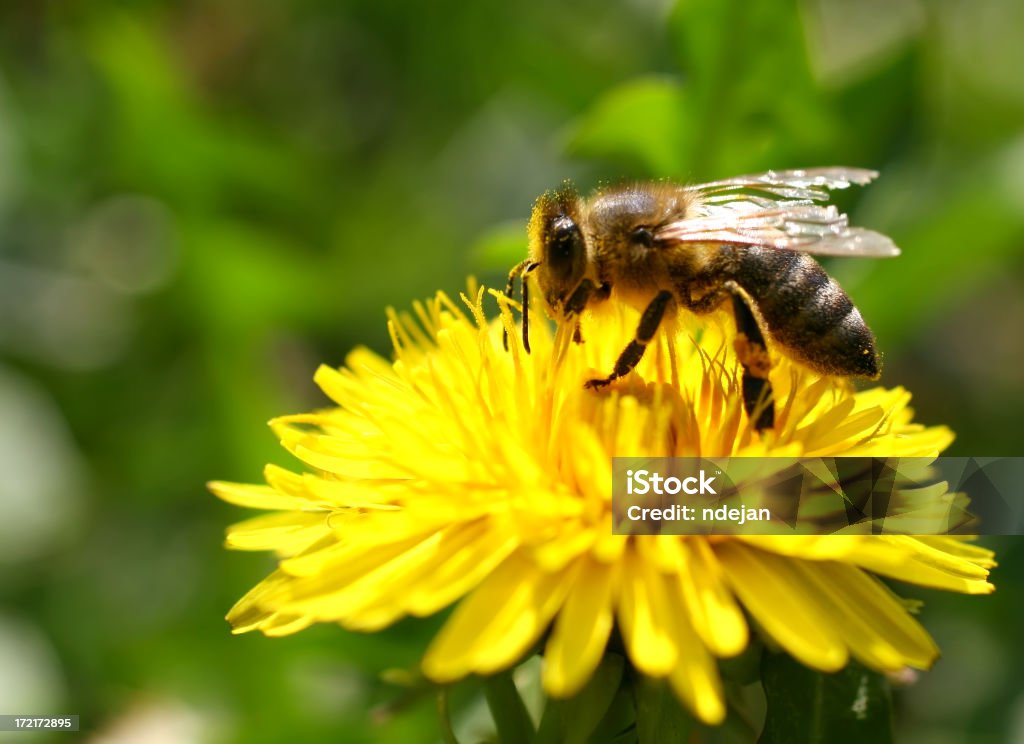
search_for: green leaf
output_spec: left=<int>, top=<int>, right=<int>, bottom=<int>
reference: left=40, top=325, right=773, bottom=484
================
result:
left=668, top=0, right=839, bottom=177
left=848, top=156, right=1024, bottom=345
left=633, top=675, right=695, bottom=743
left=535, top=653, right=624, bottom=744
left=484, top=670, right=536, bottom=744
left=759, top=653, right=893, bottom=744
left=567, top=76, right=692, bottom=177
left=719, top=635, right=765, bottom=686
left=437, top=688, right=460, bottom=744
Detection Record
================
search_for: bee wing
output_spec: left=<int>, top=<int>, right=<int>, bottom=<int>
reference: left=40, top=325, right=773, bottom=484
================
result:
left=660, top=167, right=899, bottom=258
left=685, top=166, right=880, bottom=202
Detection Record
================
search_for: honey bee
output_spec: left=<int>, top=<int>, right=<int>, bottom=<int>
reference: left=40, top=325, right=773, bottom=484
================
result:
left=504, top=168, right=899, bottom=430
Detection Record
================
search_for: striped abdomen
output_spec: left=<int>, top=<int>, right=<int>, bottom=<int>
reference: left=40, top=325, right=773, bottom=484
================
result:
left=732, top=247, right=879, bottom=378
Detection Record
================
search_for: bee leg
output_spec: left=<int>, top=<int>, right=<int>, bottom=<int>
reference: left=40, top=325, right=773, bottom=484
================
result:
left=565, top=278, right=595, bottom=316
left=502, top=259, right=535, bottom=353
left=585, top=290, right=673, bottom=390
left=564, top=278, right=595, bottom=347
left=726, top=281, right=774, bottom=430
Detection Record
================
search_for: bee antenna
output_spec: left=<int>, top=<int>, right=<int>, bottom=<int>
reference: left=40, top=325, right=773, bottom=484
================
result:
left=521, top=262, right=540, bottom=355
left=503, top=259, right=531, bottom=352
left=522, top=274, right=531, bottom=354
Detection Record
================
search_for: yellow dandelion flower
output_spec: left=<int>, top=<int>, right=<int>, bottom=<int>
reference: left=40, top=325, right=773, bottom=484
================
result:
left=209, top=287, right=994, bottom=726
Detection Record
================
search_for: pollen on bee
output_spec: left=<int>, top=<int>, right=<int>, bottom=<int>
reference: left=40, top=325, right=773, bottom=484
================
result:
left=733, top=333, right=772, bottom=379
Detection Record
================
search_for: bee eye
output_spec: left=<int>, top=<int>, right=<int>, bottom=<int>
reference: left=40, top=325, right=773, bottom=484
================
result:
left=546, top=216, right=583, bottom=278
left=631, top=227, right=654, bottom=248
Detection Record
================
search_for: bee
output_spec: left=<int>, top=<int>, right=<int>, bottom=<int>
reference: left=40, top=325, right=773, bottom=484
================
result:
left=504, top=168, right=899, bottom=430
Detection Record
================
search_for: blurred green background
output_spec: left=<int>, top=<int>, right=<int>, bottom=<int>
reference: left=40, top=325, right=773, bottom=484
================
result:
left=0, top=0, right=1022, bottom=742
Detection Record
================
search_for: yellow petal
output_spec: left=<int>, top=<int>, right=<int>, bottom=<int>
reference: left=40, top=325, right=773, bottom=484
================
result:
left=617, top=544, right=677, bottom=677
left=662, top=571, right=726, bottom=725
left=853, top=535, right=994, bottom=594
left=330, top=519, right=518, bottom=630
left=790, top=560, right=938, bottom=670
left=405, top=524, right=520, bottom=617
left=716, top=542, right=848, bottom=671
left=225, top=511, right=330, bottom=554
left=681, top=539, right=749, bottom=657
left=226, top=569, right=291, bottom=633
left=543, top=557, right=616, bottom=697
left=423, top=552, right=571, bottom=682
left=268, top=534, right=437, bottom=623
left=208, top=480, right=308, bottom=511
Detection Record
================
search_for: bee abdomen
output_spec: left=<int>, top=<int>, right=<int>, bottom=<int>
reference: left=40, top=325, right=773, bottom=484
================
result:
left=735, top=249, right=880, bottom=378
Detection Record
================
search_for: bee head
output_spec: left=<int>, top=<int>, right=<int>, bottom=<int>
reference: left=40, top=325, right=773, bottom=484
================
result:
left=527, top=186, right=587, bottom=317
